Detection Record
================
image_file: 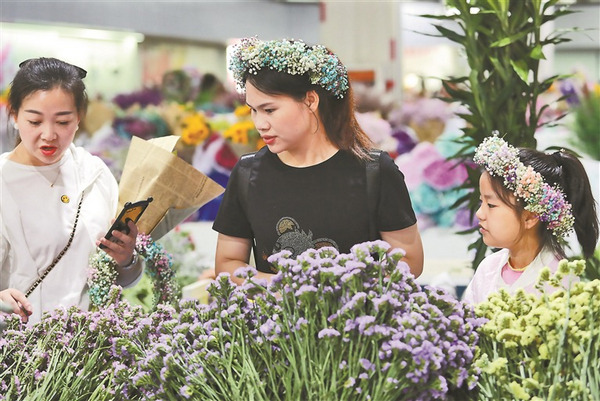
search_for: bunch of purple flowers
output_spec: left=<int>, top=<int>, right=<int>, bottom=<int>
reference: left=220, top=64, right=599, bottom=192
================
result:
left=257, top=241, right=484, bottom=400
left=115, top=241, right=484, bottom=400
left=0, top=287, right=145, bottom=399
left=1, top=241, right=484, bottom=400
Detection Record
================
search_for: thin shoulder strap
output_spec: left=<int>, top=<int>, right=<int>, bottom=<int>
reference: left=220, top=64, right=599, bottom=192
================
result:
left=237, top=152, right=256, bottom=215
left=366, top=149, right=382, bottom=240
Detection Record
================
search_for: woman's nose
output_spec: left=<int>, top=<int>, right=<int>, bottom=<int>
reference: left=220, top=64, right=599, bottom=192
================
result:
left=253, top=115, right=269, bottom=132
left=40, top=124, right=57, bottom=141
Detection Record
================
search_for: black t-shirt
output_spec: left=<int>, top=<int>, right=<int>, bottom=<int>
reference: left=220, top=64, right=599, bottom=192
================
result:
left=213, top=148, right=416, bottom=273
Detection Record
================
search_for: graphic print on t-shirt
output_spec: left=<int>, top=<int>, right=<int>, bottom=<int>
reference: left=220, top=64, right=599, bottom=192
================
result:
left=271, top=217, right=338, bottom=260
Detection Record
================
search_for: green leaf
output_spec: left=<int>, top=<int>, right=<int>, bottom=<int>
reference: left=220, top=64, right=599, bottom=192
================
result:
left=510, top=59, right=530, bottom=83
left=530, top=45, right=546, bottom=60
left=434, top=25, right=466, bottom=44
left=491, top=31, right=528, bottom=48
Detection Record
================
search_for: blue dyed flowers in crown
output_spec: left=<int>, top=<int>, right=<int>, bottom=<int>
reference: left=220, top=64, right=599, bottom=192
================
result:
left=474, top=135, right=575, bottom=238
left=229, top=37, right=350, bottom=99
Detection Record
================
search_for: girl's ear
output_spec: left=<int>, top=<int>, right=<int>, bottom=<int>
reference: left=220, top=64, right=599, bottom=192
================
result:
left=304, top=90, right=320, bottom=111
left=523, top=210, right=540, bottom=230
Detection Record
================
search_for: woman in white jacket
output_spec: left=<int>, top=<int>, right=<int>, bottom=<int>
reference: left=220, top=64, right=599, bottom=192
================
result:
left=0, top=58, right=141, bottom=324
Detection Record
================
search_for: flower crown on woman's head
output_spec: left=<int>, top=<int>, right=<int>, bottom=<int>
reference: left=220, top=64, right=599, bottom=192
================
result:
left=474, top=134, right=574, bottom=238
left=229, top=37, right=349, bottom=99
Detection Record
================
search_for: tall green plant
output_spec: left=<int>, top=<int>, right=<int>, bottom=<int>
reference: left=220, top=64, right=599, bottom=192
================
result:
left=421, top=0, right=574, bottom=268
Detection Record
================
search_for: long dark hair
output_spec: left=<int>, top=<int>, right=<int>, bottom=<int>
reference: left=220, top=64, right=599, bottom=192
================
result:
left=244, top=68, right=373, bottom=160
left=489, top=148, right=599, bottom=259
left=8, top=57, right=88, bottom=145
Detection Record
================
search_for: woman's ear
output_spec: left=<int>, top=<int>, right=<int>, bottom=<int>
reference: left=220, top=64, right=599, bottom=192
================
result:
left=8, top=108, right=16, bottom=123
left=304, top=90, right=320, bottom=111
left=523, top=210, right=540, bottom=230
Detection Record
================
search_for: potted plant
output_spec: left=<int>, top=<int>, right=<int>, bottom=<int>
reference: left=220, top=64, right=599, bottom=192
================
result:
left=421, top=0, right=574, bottom=268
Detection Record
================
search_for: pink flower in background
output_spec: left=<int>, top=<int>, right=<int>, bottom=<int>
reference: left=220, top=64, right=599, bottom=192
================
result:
left=355, top=112, right=392, bottom=144
left=423, top=158, right=468, bottom=191
left=388, top=98, right=453, bottom=127
left=395, top=142, right=441, bottom=190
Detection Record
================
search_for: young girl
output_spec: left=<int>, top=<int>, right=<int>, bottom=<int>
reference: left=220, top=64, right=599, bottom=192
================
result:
left=0, top=58, right=141, bottom=324
left=462, top=135, right=599, bottom=304
left=213, top=37, right=423, bottom=284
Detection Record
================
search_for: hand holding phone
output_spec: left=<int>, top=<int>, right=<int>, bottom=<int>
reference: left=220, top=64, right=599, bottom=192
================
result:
left=99, top=197, right=153, bottom=249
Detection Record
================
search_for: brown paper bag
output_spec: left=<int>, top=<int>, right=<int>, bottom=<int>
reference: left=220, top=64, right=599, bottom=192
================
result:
left=118, top=136, right=225, bottom=240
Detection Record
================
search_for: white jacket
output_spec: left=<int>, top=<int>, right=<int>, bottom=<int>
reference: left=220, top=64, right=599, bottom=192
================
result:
left=1, top=145, right=118, bottom=324
left=461, top=247, right=564, bottom=305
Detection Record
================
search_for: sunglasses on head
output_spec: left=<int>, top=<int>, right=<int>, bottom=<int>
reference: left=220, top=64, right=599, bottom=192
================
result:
left=19, top=58, right=87, bottom=79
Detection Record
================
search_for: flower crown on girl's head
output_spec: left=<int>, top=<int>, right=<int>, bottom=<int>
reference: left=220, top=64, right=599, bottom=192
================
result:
left=474, top=134, right=575, bottom=238
left=229, top=37, right=349, bottom=99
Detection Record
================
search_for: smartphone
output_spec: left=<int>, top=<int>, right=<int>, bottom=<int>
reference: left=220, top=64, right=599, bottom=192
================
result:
left=99, top=197, right=153, bottom=249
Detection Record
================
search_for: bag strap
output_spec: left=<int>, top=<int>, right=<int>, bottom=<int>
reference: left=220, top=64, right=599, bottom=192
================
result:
left=237, top=152, right=257, bottom=216
left=25, top=191, right=85, bottom=297
left=366, top=150, right=382, bottom=240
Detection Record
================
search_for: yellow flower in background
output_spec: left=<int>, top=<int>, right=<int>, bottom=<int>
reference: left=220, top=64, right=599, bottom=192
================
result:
left=223, top=120, right=257, bottom=145
left=180, top=112, right=211, bottom=146
left=234, top=104, right=252, bottom=117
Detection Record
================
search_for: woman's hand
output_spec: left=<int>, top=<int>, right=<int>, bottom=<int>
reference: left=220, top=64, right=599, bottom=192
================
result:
left=97, top=220, right=139, bottom=267
left=0, top=288, right=32, bottom=322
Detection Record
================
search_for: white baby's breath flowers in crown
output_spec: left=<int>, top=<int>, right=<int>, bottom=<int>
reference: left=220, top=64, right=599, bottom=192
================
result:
left=474, top=134, right=574, bottom=238
left=229, top=37, right=349, bottom=99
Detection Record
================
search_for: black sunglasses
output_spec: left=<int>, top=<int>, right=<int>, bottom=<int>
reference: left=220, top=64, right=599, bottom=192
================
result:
left=19, top=58, right=87, bottom=79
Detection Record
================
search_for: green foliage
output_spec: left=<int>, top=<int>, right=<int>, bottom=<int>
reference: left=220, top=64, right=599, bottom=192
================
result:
left=421, top=0, right=574, bottom=268
left=571, top=90, right=600, bottom=160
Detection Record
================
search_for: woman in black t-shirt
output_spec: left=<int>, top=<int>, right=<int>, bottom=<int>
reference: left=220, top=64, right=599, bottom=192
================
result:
left=213, top=37, right=423, bottom=284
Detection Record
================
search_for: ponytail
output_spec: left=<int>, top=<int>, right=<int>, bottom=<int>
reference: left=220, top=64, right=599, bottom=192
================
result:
left=520, top=149, right=599, bottom=259
left=557, top=152, right=599, bottom=258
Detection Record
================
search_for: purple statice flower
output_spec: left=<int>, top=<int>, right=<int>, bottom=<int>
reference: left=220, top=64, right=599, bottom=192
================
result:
left=259, top=318, right=281, bottom=340
left=338, top=292, right=367, bottom=315
left=359, top=358, right=375, bottom=371
left=179, top=385, right=193, bottom=399
left=355, top=315, right=376, bottom=335
left=295, top=317, right=309, bottom=330
left=318, top=328, right=341, bottom=338
left=234, top=265, right=257, bottom=280
left=295, top=284, right=319, bottom=298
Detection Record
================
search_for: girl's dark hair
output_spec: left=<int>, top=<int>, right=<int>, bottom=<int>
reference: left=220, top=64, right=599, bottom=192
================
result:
left=8, top=57, right=88, bottom=119
left=244, top=68, right=373, bottom=160
left=489, top=148, right=599, bottom=259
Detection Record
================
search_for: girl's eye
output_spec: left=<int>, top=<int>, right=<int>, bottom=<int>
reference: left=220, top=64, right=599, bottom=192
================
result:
left=488, top=203, right=497, bottom=209
left=57, top=121, right=70, bottom=126
left=264, top=109, right=275, bottom=114
left=28, top=121, right=41, bottom=126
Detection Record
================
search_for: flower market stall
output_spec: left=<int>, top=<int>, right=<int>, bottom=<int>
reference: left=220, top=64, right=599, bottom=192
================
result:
left=1, top=241, right=598, bottom=400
